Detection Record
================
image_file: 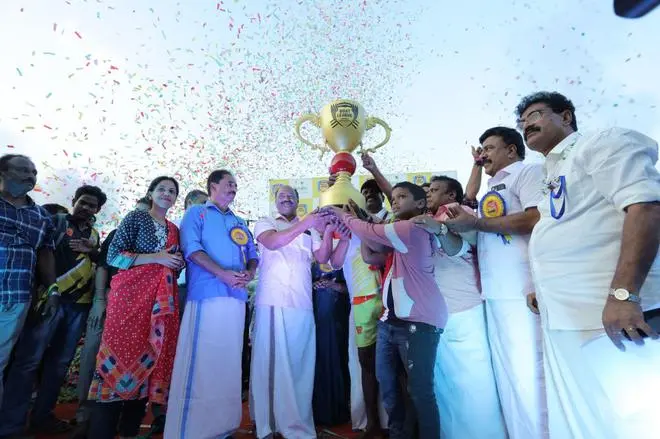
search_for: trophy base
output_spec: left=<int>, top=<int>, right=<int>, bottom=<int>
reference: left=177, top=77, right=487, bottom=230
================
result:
left=319, top=171, right=366, bottom=209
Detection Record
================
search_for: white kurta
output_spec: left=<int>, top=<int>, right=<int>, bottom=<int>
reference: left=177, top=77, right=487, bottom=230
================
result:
left=165, top=297, right=245, bottom=439
left=250, top=216, right=321, bottom=438
left=529, top=128, right=660, bottom=438
left=250, top=305, right=316, bottom=439
left=434, top=304, right=506, bottom=439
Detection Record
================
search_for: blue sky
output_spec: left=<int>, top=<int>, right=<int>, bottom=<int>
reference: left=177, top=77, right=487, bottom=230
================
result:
left=0, top=0, right=658, bottom=224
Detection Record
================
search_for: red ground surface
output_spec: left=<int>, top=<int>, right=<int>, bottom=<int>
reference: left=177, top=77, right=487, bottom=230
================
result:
left=39, top=402, right=360, bottom=438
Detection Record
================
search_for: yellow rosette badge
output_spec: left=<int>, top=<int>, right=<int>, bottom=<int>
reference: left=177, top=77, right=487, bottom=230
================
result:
left=230, top=226, right=249, bottom=265
left=479, top=191, right=512, bottom=244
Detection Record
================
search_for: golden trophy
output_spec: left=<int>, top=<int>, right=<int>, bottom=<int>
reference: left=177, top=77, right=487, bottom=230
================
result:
left=295, top=99, right=391, bottom=208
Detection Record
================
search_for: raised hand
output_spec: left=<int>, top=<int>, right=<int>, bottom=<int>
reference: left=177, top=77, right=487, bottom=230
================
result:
left=361, top=152, right=379, bottom=174
left=347, top=199, right=370, bottom=221
left=471, top=145, right=484, bottom=166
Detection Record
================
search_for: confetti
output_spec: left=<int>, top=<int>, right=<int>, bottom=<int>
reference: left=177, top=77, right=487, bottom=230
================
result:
left=1, top=0, right=657, bottom=234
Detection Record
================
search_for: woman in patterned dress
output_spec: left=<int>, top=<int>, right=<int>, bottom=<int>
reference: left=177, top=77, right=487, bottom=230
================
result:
left=87, top=176, right=184, bottom=439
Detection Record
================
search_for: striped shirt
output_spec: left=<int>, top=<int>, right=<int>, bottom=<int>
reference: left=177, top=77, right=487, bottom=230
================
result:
left=0, top=195, right=55, bottom=305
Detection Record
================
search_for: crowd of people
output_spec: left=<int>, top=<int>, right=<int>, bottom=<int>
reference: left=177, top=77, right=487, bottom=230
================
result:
left=0, top=90, right=659, bottom=439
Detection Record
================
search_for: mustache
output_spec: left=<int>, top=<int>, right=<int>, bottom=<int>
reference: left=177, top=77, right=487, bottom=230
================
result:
left=525, top=126, right=540, bottom=139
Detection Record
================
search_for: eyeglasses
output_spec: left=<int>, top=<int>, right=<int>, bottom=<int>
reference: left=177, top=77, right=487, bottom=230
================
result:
left=516, top=109, right=547, bottom=131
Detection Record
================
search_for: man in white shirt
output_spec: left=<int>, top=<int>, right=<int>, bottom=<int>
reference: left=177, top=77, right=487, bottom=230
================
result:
left=250, top=185, right=333, bottom=439
left=418, top=176, right=506, bottom=439
left=444, top=126, right=548, bottom=439
left=517, top=91, right=660, bottom=439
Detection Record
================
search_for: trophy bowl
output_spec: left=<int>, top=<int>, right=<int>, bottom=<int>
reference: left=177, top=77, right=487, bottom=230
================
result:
left=295, top=99, right=391, bottom=208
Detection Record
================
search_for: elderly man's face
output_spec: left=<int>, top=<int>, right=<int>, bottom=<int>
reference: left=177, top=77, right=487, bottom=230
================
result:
left=276, top=186, right=298, bottom=217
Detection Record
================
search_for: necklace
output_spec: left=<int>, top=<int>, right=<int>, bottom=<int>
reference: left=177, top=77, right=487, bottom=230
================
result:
left=149, top=211, right=166, bottom=226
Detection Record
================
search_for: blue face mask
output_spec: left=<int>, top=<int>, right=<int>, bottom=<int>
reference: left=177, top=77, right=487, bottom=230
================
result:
left=4, top=179, right=34, bottom=198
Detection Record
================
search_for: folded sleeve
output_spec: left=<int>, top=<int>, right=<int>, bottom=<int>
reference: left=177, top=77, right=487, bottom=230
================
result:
left=180, top=206, right=205, bottom=259
left=243, top=222, right=259, bottom=262
left=513, top=163, right=545, bottom=210
left=254, top=217, right=277, bottom=241
left=108, top=210, right=141, bottom=269
left=580, top=128, right=660, bottom=211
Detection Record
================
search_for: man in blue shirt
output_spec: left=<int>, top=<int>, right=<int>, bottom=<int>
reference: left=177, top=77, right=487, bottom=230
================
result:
left=0, top=154, right=59, bottom=416
left=165, top=169, right=258, bottom=439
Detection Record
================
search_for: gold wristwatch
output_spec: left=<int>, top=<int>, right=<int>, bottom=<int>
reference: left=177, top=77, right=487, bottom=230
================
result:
left=608, top=288, right=641, bottom=304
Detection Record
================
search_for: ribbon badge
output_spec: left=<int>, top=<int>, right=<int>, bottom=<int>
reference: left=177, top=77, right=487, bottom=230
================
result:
left=548, top=175, right=567, bottom=220
left=229, top=226, right=249, bottom=265
left=479, top=191, right=512, bottom=245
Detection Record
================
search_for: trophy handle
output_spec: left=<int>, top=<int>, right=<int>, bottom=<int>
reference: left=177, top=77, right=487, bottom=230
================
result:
left=361, top=117, right=392, bottom=154
left=295, top=113, right=330, bottom=157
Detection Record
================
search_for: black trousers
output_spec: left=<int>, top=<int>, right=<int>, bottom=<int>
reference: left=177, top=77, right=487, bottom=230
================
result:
left=242, top=302, right=251, bottom=390
left=88, top=399, right=148, bottom=439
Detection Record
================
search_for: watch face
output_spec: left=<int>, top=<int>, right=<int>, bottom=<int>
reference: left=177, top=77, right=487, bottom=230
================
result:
left=614, top=289, right=630, bottom=301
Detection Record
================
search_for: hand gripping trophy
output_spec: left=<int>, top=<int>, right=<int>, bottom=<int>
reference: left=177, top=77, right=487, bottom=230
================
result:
left=295, top=99, right=391, bottom=209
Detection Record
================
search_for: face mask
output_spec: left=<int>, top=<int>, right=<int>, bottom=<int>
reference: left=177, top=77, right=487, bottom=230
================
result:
left=4, top=179, right=34, bottom=198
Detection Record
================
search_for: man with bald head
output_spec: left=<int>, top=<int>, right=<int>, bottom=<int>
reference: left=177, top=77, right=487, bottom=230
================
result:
left=250, top=185, right=335, bottom=439
left=0, top=154, right=58, bottom=415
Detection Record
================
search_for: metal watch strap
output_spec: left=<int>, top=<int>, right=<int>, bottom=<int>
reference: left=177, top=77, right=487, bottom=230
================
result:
left=609, top=288, right=641, bottom=304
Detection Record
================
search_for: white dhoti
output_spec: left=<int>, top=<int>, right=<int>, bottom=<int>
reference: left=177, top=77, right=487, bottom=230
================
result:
left=164, top=297, right=245, bottom=439
left=543, top=327, right=660, bottom=439
left=434, top=303, right=507, bottom=439
left=485, top=299, right=548, bottom=439
left=250, top=305, right=316, bottom=439
left=347, top=309, right=388, bottom=431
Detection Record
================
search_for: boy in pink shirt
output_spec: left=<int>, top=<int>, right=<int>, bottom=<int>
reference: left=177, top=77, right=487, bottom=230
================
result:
left=322, top=181, right=460, bottom=439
